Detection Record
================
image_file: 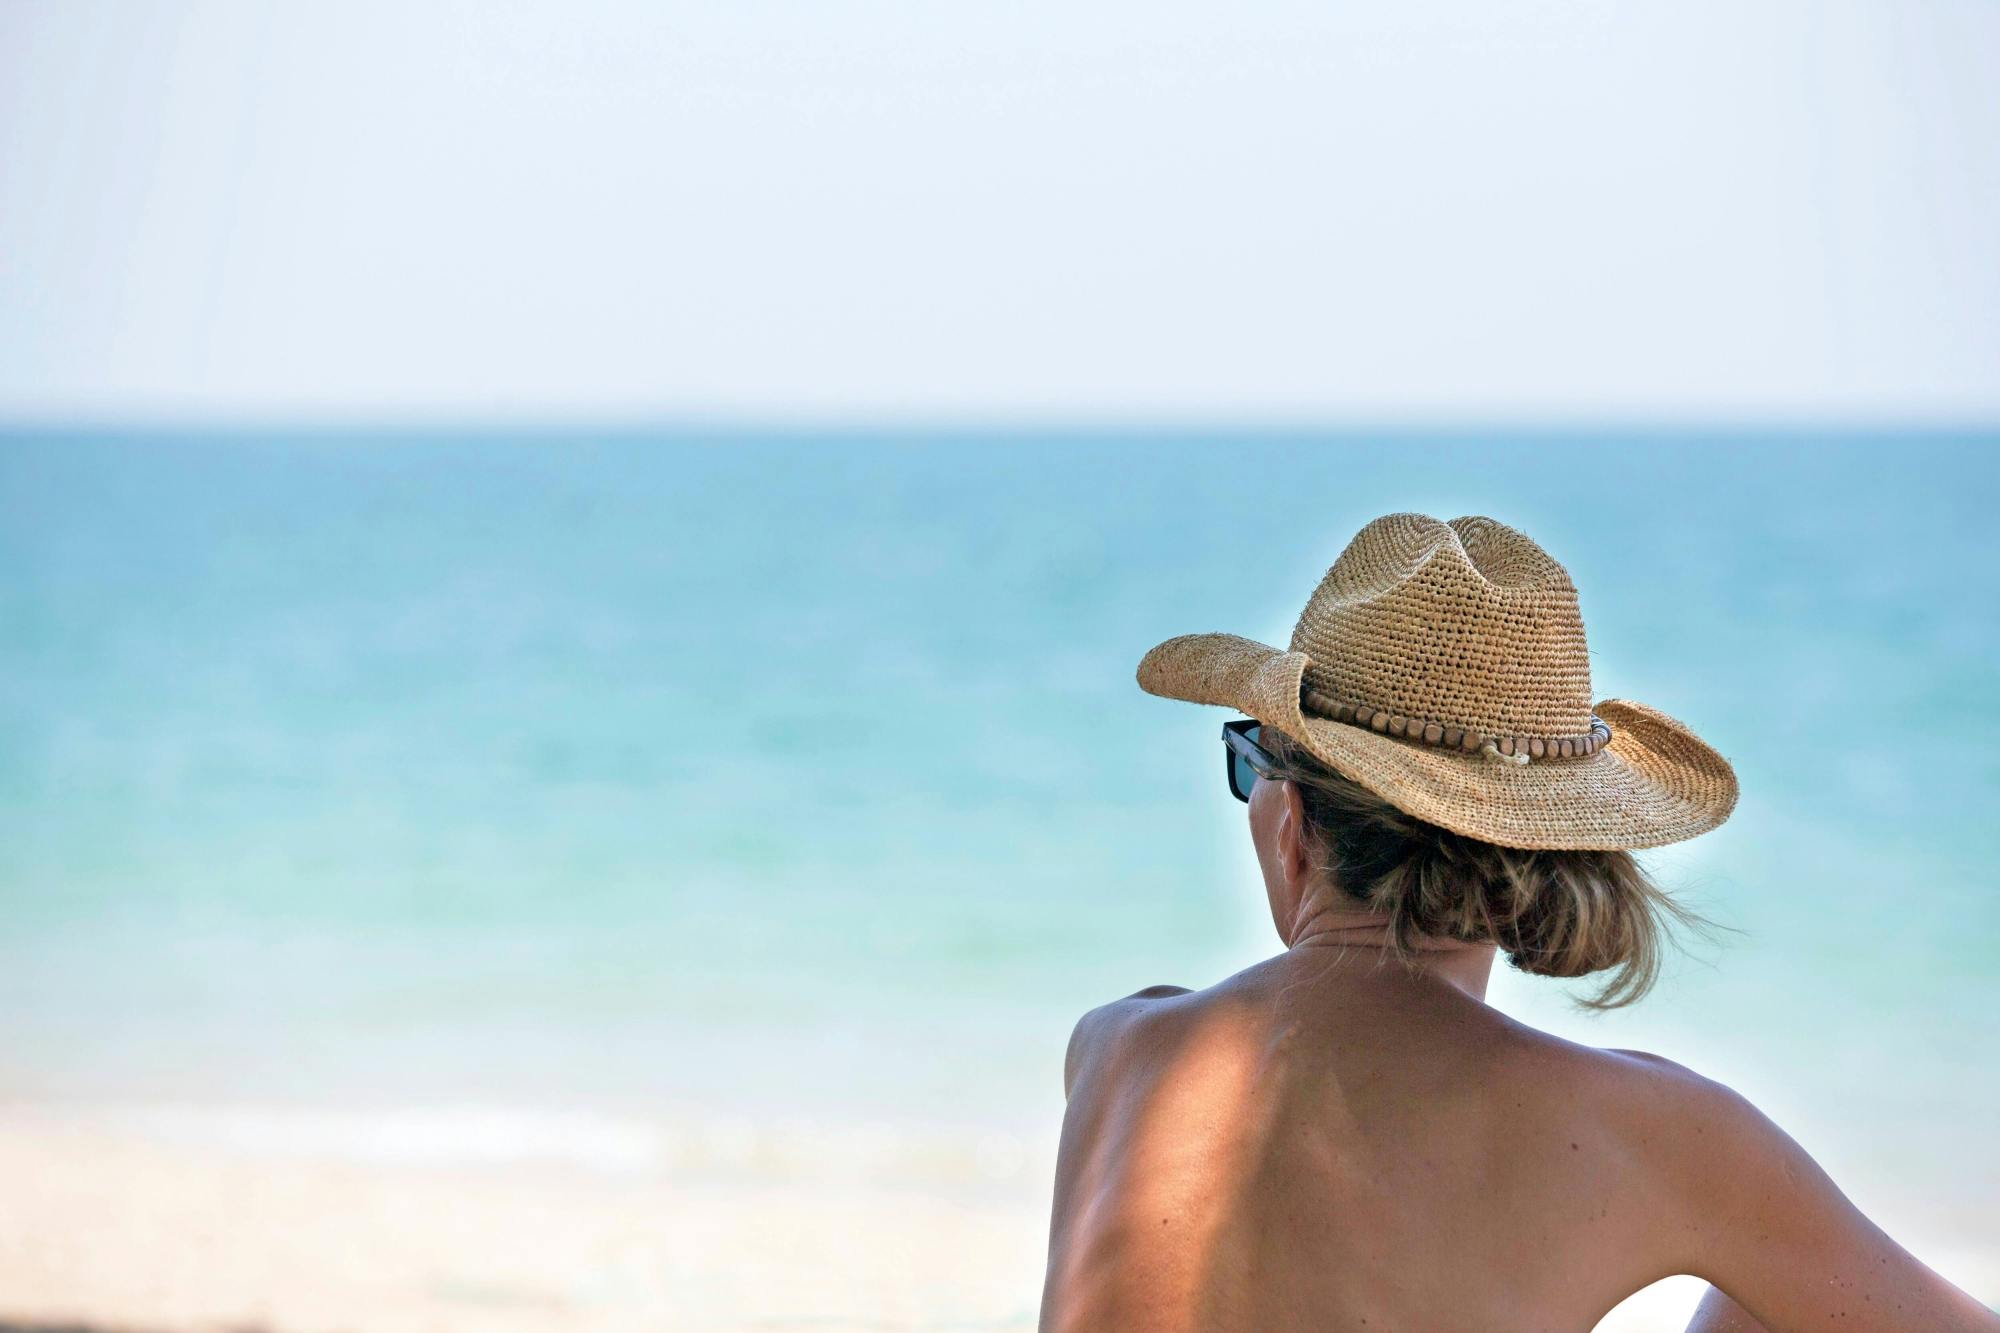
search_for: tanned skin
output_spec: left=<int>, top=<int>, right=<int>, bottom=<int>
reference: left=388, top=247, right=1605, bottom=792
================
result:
left=1038, top=769, right=1995, bottom=1332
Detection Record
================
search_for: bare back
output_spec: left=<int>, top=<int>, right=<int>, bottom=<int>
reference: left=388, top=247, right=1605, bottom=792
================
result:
left=1040, top=947, right=1995, bottom=1332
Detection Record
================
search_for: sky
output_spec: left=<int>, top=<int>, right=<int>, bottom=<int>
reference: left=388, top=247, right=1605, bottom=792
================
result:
left=2, top=0, right=1996, bottom=424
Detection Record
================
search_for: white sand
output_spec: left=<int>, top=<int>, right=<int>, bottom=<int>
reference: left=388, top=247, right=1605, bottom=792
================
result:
left=0, top=1107, right=1985, bottom=1332
left=0, top=1106, right=1049, bottom=1333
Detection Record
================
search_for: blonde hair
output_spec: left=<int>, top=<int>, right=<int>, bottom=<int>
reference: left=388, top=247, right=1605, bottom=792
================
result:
left=1261, top=726, right=1707, bottom=1009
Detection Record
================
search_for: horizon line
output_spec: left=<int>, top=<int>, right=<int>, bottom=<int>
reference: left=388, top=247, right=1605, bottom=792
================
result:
left=4, top=410, right=2000, bottom=440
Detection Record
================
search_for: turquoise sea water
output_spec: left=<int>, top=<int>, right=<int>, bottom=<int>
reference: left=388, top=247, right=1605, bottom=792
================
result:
left=2, top=431, right=1996, bottom=1233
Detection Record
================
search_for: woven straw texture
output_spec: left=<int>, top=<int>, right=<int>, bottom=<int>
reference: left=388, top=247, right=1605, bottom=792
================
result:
left=1136, top=513, right=1739, bottom=851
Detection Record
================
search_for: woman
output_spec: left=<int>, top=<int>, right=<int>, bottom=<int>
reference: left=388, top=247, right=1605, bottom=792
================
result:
left=1038, top=513, right=1994, bottom=1332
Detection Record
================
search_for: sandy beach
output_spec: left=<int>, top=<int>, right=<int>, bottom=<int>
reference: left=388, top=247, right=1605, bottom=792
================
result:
left=15, top=1105, right=1973, bottom=1332
left=0, top=1106, right=1051, bottom=1333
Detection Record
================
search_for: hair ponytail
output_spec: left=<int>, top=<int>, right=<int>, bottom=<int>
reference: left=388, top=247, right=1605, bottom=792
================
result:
left=1262, top=727, right=1708, bottom=1008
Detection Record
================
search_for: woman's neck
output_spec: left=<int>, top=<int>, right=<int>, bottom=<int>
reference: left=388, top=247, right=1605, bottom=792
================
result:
left=1283, top=892, right=1499, bottom=1001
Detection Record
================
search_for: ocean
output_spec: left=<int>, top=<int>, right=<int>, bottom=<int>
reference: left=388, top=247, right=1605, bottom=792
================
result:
left=2, top=429, right=1995, bottom=1322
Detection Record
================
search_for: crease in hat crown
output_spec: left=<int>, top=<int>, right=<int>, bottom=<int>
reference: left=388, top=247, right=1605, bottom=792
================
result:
left=1133, top=510, right=1741, bottom=851
left=1285, top=513, right=1592, bottom=740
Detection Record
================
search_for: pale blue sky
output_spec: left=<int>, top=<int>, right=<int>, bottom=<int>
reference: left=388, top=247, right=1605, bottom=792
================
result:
left=2, top=1, right=1996, bottom=423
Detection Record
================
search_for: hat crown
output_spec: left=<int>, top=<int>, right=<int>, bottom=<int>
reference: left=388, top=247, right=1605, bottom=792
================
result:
left=1286, top=513, right=1593, bottom=738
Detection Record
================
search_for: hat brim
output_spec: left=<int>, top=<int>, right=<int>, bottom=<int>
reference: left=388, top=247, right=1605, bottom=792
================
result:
left=1137, top=632, right=1738, bottom=851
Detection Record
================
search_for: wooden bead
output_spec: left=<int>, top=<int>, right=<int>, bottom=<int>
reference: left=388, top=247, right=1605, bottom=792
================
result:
left=1334, top=702, right=1355, bottom=722
left=1387, top=715, right=1406, bottom=737
left=1422, top=722, right=1444, bottom=745
left=1528, top=737, right=1545, bottom=759
left=1498, top=736, right=1514, bottom=756
left=1443, top=727, right=1464, bottom=749
left=1369, top=710, right=1390, bottom=733
left=1459, top=730, right=1481, bottom=752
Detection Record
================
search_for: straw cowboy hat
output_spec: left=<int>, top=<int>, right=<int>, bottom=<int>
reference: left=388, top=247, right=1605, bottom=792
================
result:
left=1137, top=512, right=1739, bottom=851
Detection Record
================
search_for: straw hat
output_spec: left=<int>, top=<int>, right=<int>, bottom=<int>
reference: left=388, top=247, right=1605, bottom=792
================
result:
left=1137, top=512, right=1738, bottom=851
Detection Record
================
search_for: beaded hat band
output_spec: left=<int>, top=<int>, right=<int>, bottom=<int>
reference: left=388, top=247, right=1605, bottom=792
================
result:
left=1134, top=512, right=1739, bottom=851
left=1301, top=685, right=1611, bottom=768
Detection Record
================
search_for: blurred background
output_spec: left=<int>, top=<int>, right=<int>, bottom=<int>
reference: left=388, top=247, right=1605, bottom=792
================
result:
left=2, top=5, right=1996, bottom=1332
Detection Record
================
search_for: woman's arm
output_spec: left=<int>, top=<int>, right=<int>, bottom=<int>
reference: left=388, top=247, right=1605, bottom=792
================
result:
left=1669, top=1073, right=1997, bottom=1331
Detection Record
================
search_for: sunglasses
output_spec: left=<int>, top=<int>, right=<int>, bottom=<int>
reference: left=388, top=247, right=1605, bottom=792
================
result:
left=1222, top=719, right=1279, bottom=803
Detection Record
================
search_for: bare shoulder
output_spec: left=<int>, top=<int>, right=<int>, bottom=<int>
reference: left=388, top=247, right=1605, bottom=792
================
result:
left=1464, top=1026, right=1790, bottom=1189
left=1072, top=976, right=1192, bottom=1088
left=1580, top=1045, right=1789, bottom=1165
left=1485, top=1024, right=1746, bottom=1117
